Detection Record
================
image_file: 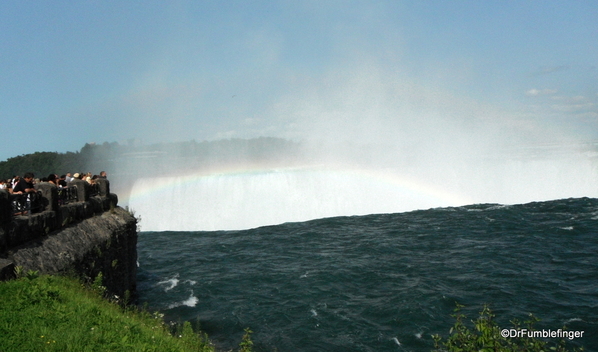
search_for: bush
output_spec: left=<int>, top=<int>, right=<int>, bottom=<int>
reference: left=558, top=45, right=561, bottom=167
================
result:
left=432, top=304, right=584, bottom=352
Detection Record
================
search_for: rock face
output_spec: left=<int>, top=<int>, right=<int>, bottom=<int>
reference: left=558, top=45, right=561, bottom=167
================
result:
left=7, top=207, right=137, bottom=298
left=0, top=180, right=138, bottom=298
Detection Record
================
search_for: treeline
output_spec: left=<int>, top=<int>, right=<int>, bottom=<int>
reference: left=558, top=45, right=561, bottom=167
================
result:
left=0, top=142, right=117, bottom=180
left=0, top=151, right=86, bottom=180
left=0, top=137, right=303, bottom=179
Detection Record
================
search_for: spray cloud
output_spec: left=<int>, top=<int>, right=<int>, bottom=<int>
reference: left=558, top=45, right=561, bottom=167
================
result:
left=123, top=61, right=597, bottom=231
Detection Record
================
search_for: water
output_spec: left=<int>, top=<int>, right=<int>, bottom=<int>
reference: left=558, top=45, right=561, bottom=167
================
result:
left=128, top=167, right=470, bottom=231
left=127, top=153, right=598, bottom=232
left=136, top=198, right=598, bottom=351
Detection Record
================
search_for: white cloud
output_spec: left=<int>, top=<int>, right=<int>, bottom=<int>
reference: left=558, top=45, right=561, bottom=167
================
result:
left=525, top=88, right=557, bottom=97
left=551, top=102, right=595, bottom=113
left=530, top=66, right=569, bottom=76
left=551, top=95, right=586, bottom=102
left=547, top=94, right=597, bottom=114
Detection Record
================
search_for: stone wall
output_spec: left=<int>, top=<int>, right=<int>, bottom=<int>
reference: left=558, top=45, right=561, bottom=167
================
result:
left=0, top=179, right=138, bottom=297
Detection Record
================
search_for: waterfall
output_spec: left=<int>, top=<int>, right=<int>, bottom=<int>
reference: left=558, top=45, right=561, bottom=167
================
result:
left=128, top=149, right=598, bottom=231
left=128, top=167, right=464, bottom=231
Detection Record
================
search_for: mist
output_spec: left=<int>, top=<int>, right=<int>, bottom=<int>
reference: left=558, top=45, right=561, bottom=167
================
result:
left=3, top=1, right=597, bottom=225
left=122, top=65, right=597, bottom=231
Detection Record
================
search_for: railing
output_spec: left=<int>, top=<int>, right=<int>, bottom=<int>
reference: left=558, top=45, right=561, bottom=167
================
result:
left=10, top=191, right=43, bottom=216
left=87, top=183, right=99, bottom=197
left=57, top=186, right=78, bottom=206
left=0, top=178, right=117, bottom=252
left=2, top=178, right=111, bottom=219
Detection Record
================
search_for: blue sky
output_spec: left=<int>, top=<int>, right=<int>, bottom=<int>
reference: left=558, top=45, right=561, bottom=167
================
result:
left=1, top=0, right=597, bottom=161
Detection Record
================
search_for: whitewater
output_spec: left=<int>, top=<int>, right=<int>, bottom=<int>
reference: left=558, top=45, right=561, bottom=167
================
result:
left=128, top=148, right=597, bottom=232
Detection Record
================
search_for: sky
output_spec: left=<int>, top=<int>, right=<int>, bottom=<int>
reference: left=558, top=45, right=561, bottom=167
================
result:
left=1, top=0, right=597, bottom=162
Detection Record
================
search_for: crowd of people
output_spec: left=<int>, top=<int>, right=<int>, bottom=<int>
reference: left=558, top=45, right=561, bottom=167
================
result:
left=0, top=171, right=107, bottom=194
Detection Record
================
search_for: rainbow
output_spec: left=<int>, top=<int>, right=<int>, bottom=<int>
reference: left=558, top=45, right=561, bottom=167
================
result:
left=126, top=164, right=474, bottom=231
left=128, top=164, right=471, bottom=207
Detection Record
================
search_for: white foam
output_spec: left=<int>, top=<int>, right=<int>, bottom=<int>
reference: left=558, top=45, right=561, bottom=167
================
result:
left=181, top=294, right=199, bottom=307
left=564, top=317, right=583, bottom=324
left=167, top=292, right=199, bottom=309
left=157, top=275, right=179, bottom=292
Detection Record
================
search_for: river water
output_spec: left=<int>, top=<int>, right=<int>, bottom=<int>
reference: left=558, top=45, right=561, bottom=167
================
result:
left=136, top=197, right=597, bottom=351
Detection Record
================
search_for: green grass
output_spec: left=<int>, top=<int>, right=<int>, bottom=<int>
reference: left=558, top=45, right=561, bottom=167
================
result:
left=0, top=274, right=218, bottom=352
left=8, top=274, right=582, bottom=351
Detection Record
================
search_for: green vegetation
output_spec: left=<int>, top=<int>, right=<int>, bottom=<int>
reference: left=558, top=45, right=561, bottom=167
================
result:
left=238, top=328, right=254, bottom=352
left=432, top=304, right=584, bottom=352
left=0, top=142, right=125, bottom=178
left=0, top=274, right=255, bottom=352
left=0, top=151, right=82, bottom=180
left=0, top=137, right=302, bottom=180
left=1, top=273, right=586, bottom=351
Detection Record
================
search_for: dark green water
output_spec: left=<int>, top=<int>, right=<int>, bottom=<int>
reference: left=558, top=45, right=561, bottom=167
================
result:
left=137, top=198, right=597, bottom=351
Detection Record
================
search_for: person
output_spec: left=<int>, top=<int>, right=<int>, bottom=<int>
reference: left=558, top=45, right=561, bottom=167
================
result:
left=11, top=176, right=19, bottom=188
left=47, top=174, right=58, bottom=185
left=12, top=173, right=36, bottom=194
left=65, top=173, right=74, bottom=182
left=99, top=171, right=107, bottom=178
left=58, top=175, right=67, bottom=187
left=5, top=179, right=13, bottom=193
left=12, top=173, right=39, bottom=215
left=0, top=179, right=6, bottom=190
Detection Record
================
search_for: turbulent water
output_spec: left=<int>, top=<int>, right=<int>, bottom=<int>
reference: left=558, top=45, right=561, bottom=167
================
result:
left=136, top=198, right=598, bottom=351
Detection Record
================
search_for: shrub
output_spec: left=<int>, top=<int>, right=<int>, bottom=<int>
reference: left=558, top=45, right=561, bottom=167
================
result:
left=432, top=304, right=584, bottom=352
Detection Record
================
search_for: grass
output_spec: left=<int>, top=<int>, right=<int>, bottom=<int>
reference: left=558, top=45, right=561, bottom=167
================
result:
left=0, top=274, right=219, bottom=352
left=6, top=273, right=582, bottom=351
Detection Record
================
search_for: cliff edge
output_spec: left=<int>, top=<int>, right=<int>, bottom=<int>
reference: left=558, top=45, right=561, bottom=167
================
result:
left=0, top=179, right=138, bottom=298
left=5, top=207, right=137, bottom=298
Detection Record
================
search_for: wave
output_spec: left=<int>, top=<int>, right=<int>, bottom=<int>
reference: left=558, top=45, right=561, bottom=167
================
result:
left=167, top=292, right=199, bottom=309
left=157, top=274, right=179, bottom=292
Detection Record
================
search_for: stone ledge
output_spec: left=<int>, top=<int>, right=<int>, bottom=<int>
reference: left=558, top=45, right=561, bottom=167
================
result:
left=0, top=258, right=15, bottom=281
left=0, top=193, right=118, bottom=253
left=2, top=207, right=137, bottom=297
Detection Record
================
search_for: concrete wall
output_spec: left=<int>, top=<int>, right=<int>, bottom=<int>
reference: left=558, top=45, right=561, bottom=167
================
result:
left=0, top=179, right=138, bottom=298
